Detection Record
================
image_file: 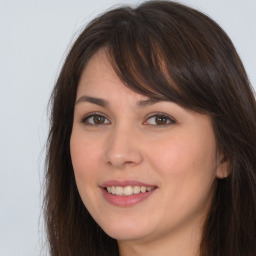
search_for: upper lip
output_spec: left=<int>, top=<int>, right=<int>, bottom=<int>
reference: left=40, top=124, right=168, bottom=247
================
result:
left=100, top=180, right=157, bottom=188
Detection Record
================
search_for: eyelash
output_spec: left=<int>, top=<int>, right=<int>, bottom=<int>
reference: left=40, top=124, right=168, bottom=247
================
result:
left=144, top=113, right=176, bottom=126
left=81, top=112, right=176, bottom=127
left=81, top=112, right=110, bottom=125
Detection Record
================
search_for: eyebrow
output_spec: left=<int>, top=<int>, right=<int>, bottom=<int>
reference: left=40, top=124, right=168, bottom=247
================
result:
left=75, top=95, right=168, bottom=107
left=137, top=98, right=165, bottom=107
left=75, top=96, right=109, bottom=107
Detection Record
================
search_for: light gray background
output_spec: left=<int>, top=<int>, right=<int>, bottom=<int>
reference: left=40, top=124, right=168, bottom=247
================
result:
left=0, top=0, right=255, bottom=255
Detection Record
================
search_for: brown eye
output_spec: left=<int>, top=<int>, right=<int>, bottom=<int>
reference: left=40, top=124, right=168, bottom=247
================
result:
left=83, top=114, right=110, bottom=125
left=155, top=116, right=168, bottom=125
left=145, top=114, right=175, bottom=126
left=93, top=115, right=105, bottom=124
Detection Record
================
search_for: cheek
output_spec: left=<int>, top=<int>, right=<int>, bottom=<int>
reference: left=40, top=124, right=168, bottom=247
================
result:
left=148, top=133, right=217, bottom=180
left=69, top=131, right=105, bottom=202
left=70, top=131, right=102, bottom=208
left=70, top=131, right=102, bottom=174
left=151, top=135, right=217, bottom=210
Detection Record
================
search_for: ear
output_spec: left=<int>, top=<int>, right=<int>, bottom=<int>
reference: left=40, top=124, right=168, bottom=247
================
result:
left=215, top=155, right=229, bottom=179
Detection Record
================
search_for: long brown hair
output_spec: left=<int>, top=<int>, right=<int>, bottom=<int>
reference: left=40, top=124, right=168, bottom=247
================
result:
left=44, top=1, right=256, bottom=255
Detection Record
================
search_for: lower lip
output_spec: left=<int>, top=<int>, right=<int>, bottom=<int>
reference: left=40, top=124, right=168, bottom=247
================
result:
left=101, top=188, right=156, bottom=207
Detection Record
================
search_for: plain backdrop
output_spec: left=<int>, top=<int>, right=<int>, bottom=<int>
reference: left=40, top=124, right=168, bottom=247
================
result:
left=0, top=0, right=255, bottom=255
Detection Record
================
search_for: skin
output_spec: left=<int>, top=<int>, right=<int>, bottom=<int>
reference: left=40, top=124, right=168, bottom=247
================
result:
left=70, top=49, right=227, bottom=256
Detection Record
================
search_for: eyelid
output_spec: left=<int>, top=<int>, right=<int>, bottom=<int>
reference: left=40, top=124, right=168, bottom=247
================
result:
left=81, top=112, right=111, bottom=124
left=143, top=112, right=176, bottom=126
left=80, top=111, right=175, bottom=126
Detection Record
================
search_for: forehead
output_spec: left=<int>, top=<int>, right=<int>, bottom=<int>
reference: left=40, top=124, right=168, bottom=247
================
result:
left=77, top=47, right=173, bottom=103
left=78, top=48, right=111, bottom=85
left=77, top=49, right=147, bottom=102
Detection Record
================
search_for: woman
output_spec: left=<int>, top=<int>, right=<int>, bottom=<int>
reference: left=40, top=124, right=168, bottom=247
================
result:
left=44, top=1, right=256, bottom=255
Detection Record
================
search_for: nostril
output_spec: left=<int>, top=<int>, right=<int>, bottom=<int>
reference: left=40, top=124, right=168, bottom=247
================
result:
left=104, top=140, right=143, bottom=167
left=106, top=160, right=138, bottom=168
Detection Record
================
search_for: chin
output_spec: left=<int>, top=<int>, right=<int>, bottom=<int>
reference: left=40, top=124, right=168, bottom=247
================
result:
left=105, top=229, right=149, bottom=242
left=99, top=219, right=154, bottom=241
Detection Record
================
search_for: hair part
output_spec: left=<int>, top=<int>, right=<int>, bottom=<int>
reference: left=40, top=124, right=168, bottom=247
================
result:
left=44, top=1, right=256, bottom=255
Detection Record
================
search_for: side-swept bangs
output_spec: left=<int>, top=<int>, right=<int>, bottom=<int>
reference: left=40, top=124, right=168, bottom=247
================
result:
left=67, top=1, right=255, bottom=157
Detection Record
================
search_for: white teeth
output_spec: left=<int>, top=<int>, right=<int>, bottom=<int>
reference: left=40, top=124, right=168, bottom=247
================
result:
left=105, top=186, right=155, bottom=196
left=111, top=186, right=116, bottom=194
left=140, top=186, right=146, bottom=193
left=133, top=186, right=140, bottom=194
left=123, top=186, right=133, bottom=196
left=115, top=186, right=123, bottom=196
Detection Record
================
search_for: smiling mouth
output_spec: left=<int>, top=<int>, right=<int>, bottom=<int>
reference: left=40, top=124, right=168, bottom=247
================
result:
left=105, top=186, right=156, bottom=196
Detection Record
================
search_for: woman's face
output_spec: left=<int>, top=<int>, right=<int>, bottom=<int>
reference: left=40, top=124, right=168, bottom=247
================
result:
left=70, top=49, right=226, bottom=245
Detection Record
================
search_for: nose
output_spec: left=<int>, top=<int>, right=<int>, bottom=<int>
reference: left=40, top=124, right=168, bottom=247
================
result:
left=104, top=125, right=143, bottom=168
